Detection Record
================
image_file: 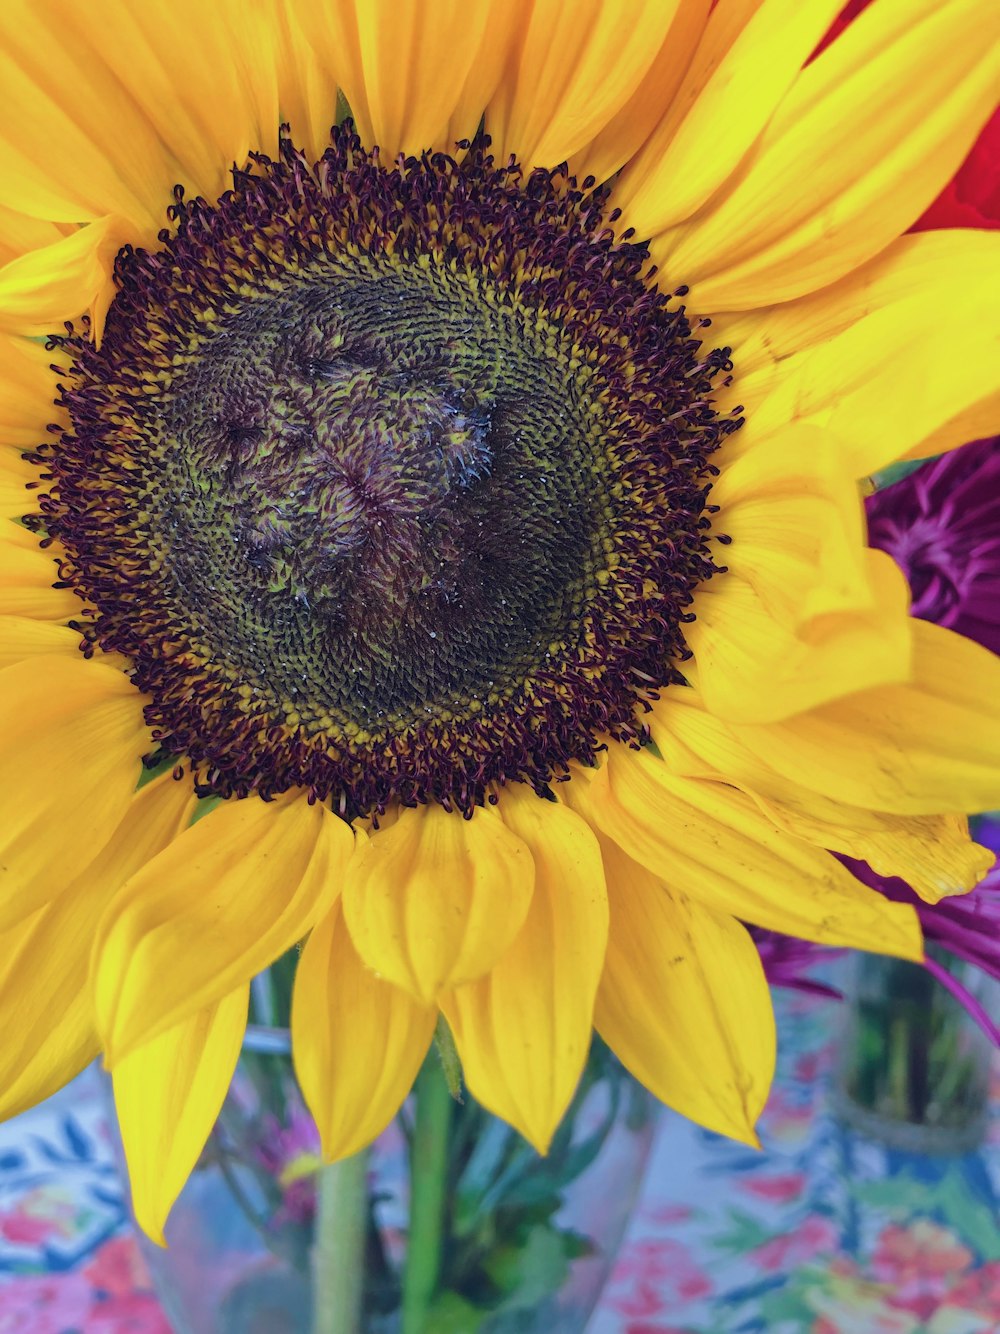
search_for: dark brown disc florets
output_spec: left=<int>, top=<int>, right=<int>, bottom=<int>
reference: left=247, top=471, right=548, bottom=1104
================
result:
left=35, top=126, right=740, bottom=815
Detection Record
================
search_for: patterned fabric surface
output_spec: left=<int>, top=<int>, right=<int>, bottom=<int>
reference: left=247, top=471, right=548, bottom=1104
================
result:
left=0, top=987, right=997, bottom=1334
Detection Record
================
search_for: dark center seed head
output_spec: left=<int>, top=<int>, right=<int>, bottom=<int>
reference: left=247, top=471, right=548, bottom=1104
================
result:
left=37, top=127, right=741, bottom=816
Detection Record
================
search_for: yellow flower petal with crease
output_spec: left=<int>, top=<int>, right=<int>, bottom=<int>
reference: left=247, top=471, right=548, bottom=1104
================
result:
left=713, top=230, right=999, bottom=385
left=731, top=237, right=1000, bottom=479
left=0, top=448, right=42, bottom=518
left=0, top=526, right=81, bottom=622
left=649, top=692, right=993, bottom=902
left=732, top=618, right=1000, bottom=817
left=0, top=614, right=79, bottom=667
left=439, top=2, right=528, bottom=155
left=709, top=425, right=872, bottom=628
left=685, top=548, right=912, bottom=723
left=0, top=656, right=147, bottom=928
left=0, top=2, right=171, bottom=229
left=296, top=0, right=504, bottom=158
left=486, top=0, right=683, bottom=170
left=0, top=771, right=196, bottom=1120
left=661, top=0, right=1000, bottom=308
left=617, top=0, right=843, bottom=237
left=564, top=748, right=922, bottom=959
left=0, top=895, right=100, bottom=1123
left=0, top=333, right=59, bottom=446
left=113, top=984, right=248, bottom=1246
left=612, top=0, right=764, bottom=210
left=271, top=4, right=339, bottom=166
left=441, top=789, right=608, bottom=1154
left=0, top=204, right=67, bottom=267
left=94, top=792, right=353, bottom=1062
left=570, top=0, right=710, bottom=186
left=0, top=215, right=137, bottom=341
left=53, top=1, right=281, bottom=207
left=342, top=802, right=534, bottom=1005
left=292, top=899, right=436, bottom=1163
left=595, top=835, right=775, bottom=1145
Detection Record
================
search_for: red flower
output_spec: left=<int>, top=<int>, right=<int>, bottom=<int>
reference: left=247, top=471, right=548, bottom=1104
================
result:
left=913, top=107, right=1000, bottom=232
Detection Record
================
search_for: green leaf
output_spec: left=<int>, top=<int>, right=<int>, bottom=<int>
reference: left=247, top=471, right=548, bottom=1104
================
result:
left=871, top=456, right=936, bottom=490
left=483, top=1224, right=570, bottom=1312
left=422, top=1291, right=492, bottom=1334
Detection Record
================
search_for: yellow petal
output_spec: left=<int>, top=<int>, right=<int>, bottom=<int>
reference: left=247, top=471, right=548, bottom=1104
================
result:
left=297, top=0, right=504, bottom=158
left=342, top=802, right=534, bottom=1005
left=0, top=656, right=148, bottom=928
left=595, top=835, right=775, bottom=1145
left=0, top=333, right=59, bottom=447
left=563, top=747, right=922, bottom=959
left=0, top=771, right=196, bottom=1120
left=616, top=0, right=843, bottom=237
left=0, top=614, right=81, bottom=667
left=441, top=788, right=608, bottom=1153
left=271, top=4, right=340, bottom=165
left=649, top=691, right=993, bottom=903
left=94, top=791, right=354, bottom=1061
left=113, top=984, right=248, bottom=1246
left=487, top=0, right=684, bottom=170
left=710, top=424, right=873, bottom=628
left=570, top=0, right=711, bottom=186
left=714, top=229, right=1000, bottom=383
left=730, top=232, right=1000, bottom=479
left=685, top=548, right=912, bottom=722
left=436, top=2, right=539, bottom=156
left=0, top=447, right=42, bottom=519
left=662, top=0, right=1000, bottom=309
left=0, top=204, right=69, bottom=267
left=292, top=899, right=436, bottom=1162
left=611, top=0, right=764, bottom=210
left=53, top=0, right=281, bottom=206
left=0, top=215, right=138, bottom=342
left=764, top=807, right=991, bottom=907
left=0, top=2, right=166, bottom=229
left=0, top=525, right=83, bottom=621
left=733, top=618, right=1000, bottom=817
left=0, top=900, right=98, bottom=1120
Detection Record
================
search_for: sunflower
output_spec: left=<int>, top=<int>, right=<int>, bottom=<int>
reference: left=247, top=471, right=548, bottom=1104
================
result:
left=1, top=0, right=999, bottom=1245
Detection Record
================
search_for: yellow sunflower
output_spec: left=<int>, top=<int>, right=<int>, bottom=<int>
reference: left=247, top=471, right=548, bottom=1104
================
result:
left=2, top=0, right=1000, bottom=1245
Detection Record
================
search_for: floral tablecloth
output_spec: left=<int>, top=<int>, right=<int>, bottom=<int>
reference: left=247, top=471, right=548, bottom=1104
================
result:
left=1, top=984, right=997, bottom=1334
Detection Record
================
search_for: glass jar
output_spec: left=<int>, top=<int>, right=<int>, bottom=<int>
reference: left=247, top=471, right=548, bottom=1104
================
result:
left=833, top=950, right=994, bottom=1153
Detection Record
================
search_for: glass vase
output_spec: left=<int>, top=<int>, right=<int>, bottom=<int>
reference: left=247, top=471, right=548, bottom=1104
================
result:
left=110, top=1028, right=657, bottom=1334
left=833, top=950, right=994, bottom=1153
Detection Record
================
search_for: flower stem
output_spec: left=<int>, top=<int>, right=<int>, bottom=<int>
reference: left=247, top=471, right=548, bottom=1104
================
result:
left=312, top=1151, right=369, bottom=1334
left=402, top=1052, right=453, bottom=1334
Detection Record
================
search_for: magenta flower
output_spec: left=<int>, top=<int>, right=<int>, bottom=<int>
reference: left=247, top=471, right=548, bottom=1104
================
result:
left=253, top=1108, right=322, bottom=1227
left=866, top=436, right=1000, bottom=653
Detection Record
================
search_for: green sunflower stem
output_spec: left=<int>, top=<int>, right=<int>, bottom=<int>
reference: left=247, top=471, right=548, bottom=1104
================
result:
left=311, top=1150, right=370, bottom=1334
left=402, top=1045, right=455, bottom=1334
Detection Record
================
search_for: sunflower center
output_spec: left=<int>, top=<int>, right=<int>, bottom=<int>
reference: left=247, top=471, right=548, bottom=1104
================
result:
left=41, top=128, right=740, bottom=814
left=152, top=255, right=613, bottom=726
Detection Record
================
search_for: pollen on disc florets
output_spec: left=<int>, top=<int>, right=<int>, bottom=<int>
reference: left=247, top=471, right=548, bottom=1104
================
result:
left=35, top=124, right=741, bottom=816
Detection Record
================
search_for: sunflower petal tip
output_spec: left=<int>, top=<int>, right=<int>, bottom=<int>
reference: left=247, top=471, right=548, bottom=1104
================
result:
left=132, top=1201, right=168, bottom=1249
left=525, top=1127, right=554, bottom=1158
left=743, top=1123, right=764, bottom=1153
